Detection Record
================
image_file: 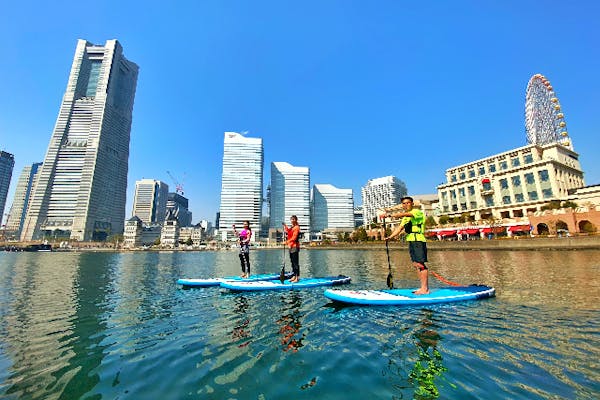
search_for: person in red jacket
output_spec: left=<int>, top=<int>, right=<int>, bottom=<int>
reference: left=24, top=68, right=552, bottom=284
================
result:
left=282, top=215, right=301, bottom=282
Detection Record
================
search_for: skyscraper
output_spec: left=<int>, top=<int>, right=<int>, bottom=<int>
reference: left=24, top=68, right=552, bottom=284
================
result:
left=132, top=179, right=169, bottom=225
left=0, top=151, right=15, bottom=223
left=270, top=162, right=310, bottom=235
left=166, top=192, right=192, bottom=227
left=5, top=162, right=42, bottom=237
left=218, top=132, right=264, bottom=240
left=361, top=176, right=407, bottom=225
left=311, top=184, right=354, bottom=233
left=21, top=39, right=138, bottom=241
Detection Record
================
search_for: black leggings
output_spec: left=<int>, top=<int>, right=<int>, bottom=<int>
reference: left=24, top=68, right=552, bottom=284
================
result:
left=289, top=250, right=299, bottom=277
left=239, top=248, right=250, bottom=274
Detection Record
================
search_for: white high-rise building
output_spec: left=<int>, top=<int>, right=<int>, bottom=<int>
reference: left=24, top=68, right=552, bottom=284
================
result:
left=132, top=179, right=169, bottom=225
left=311, top=184, right=354, bottom=233
left=21, top=39, right=138, bottom=241
left=270, top=162, right=310, bottom=235
left=5, top=162, right=42, bottom=237
left=218, top=132, right=264, bottom=241
left=361, top=176, right=407, bottom=226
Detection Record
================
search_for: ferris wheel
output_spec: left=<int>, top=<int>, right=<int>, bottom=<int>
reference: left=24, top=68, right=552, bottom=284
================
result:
left=524, top=73, right=572, bottom=149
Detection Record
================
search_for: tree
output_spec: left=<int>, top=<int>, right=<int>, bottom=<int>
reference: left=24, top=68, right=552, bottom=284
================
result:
left=438, top=215, right=449, bottom=225
left=425, top=216, right=437, bottom=228
left=185, top=238, right=193, bottom=246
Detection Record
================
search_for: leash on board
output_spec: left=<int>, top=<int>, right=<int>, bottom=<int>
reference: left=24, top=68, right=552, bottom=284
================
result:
left=430, top=270, right=463, bottom=286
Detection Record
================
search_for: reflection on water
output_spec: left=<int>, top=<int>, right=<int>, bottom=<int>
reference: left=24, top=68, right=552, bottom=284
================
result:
left=0, top=249, right=598, bottom=399
left=276, top=292, right=305, bottom=353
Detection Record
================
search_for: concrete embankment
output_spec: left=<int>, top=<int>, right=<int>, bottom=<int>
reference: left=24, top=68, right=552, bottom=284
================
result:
left=315, top=235, right=600, bottom=251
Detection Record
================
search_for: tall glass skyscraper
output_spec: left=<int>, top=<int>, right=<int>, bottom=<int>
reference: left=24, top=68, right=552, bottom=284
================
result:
left=5, top=162, right=42, bottom=237
left=361, top=176, right=407, bottom=225
left=218, top=132, right=264, bottom=241
left=21, top=39, right=138, bottom=241
left=270, top=162, right=310, bottom=235
left=132, top=179, right=169, bottom=225
left=311, top=184, right=354, bottom=233
left=0, top=151, right=15, bottom=222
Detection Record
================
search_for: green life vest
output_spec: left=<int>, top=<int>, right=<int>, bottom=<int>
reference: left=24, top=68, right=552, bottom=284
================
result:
left=402, top=209, right=426, bottom=242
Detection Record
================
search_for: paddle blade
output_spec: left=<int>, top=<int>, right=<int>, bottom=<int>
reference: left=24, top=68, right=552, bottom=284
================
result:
left=279, top=265, right=285, bottom=283
left=386, top=272, right=393, bottom=289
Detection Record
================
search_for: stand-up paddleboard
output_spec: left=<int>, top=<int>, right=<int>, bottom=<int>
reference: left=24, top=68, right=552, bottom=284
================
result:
left=323, top=285, right=495, bottom=306
left=177, top=272, right=294, bottom=288
left=220, top=275, right=351, bottom=291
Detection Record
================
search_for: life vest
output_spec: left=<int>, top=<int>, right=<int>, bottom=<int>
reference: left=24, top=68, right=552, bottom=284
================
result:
left=402, top=209, right=426, bottom=242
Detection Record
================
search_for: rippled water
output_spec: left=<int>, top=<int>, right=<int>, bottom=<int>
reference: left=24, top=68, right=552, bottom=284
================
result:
left=0, top=249, right=599, bottom=399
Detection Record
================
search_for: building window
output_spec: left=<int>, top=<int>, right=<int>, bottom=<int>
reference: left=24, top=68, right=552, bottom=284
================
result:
left=459, top=188, right=465, bottom=197
left=500, top=211, right=510, bottom=219
left=514, top=210, right=524, bottom=217
left=442, top=192, right=447, bottom=200
left=468, top=169, right=475, bottom=178
left=443, top=206, right=449, bottom=212
left=460, top=202, right=467, bottom=210
left=503, top=196, right=511, bottom=204
left=511, top=176, right=521, bottom=186
left=459, top=172, right=466, bottom=180
left=468, top=186, right=475, bottom=195
left=515, top=193, right=524, bottom=202
left=500, top=161, right=508, bottom=170
left=451, top=175, right=457, bottom=182
left=452, top=204, right=458, bottom=211
left=470, top=201, right=477, bottom=209
left=450, top=190, right=456, bottom=199
left=511, top=157, right=521, bottom=167
left=478, top=166, right=486, bottom=175
left=485, top=196, right=494, bottom=207
left=482, top=182, right=492, bottom=191
left=528, top=191, right=538, bottom=200
left=500, top=179, right=508, bottom=189
left=539, top=170, right=550, bottom=182
left=542, top=188, right=553, bottom=198
left=488, top=164, right=496, bottom=172
left=524, top=154, right=533, bottom=163
left=525, top=173, right=535, bottom=185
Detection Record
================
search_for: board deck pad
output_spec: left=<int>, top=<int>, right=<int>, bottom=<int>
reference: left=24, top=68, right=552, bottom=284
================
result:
left=323, top=285, right=495, bottom=306
left=220, top=275, right=351, bottom=291
left=177, top=272, right=293, bottom=287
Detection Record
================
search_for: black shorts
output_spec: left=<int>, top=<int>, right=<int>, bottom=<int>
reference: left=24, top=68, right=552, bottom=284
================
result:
left=408, top=241, right=428, bottom=264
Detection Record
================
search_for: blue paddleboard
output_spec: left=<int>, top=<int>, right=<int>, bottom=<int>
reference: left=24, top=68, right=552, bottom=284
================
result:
left=177, top=272, right=293, bottom=287
left=220, top=275, right=352, bottom=291
left=323, top=285, right=495, bottom=306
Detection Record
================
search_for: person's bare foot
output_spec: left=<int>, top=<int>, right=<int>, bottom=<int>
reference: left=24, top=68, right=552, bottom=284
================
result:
left=412, top=289, right=430, bottom=295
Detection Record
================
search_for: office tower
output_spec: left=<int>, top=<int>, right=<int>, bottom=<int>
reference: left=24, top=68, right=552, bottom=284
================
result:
left=132, top=179, right=169, bottom=225
left=5, top=162, right=42, bottom=237
left=0, top=151, right=15, bottom=222
left=311, top=184, right=354, bottom=233
left=218, top=132, right=263, bottom=240
left=361, top=176, right=407, bottom=225
left=166, top=192, right=192, bottom=227
left=21, top=39, right=138, bottom=241
left=270, top=162, right=310, bottom=235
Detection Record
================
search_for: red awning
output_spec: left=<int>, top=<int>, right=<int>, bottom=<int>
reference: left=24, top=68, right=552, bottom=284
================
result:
left=438, top=230, right=457, bottom=237
left=508, top=225, right=531, bottom=232
left=464, top=228, right=481, bottom=235
left=426, top=231, right=438, bottom=237
left=481, top=226, right=505, bottom=234
left=481, top=178, right=490, bottom=184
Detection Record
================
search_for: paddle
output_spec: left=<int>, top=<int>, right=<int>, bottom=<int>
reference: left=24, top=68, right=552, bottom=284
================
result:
left=383, top=219, right=393, bottom=289
left=280, top=230, right=286, bottom=283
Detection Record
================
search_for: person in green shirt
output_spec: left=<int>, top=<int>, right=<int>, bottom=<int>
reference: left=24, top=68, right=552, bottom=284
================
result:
left=383, top=196, right=429, bottom=294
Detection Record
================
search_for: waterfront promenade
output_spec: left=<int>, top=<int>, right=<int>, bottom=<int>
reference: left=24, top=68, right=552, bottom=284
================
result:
left=3, top=234, right=600, bottom=252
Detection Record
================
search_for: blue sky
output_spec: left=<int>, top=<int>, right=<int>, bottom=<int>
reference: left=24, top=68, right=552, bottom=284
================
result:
left=1, top=1, right=599, bottom=223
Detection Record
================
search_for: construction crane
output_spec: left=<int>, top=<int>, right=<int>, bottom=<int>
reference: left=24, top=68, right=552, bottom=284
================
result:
left=166, top=171, right=185, bottom=195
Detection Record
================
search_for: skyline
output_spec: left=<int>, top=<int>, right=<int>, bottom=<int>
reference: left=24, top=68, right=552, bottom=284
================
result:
left=2, top=1, right=599, bottom=223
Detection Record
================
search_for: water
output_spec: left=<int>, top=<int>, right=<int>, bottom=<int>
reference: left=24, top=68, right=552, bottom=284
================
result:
left=0, top=248, right=598, bottom=399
